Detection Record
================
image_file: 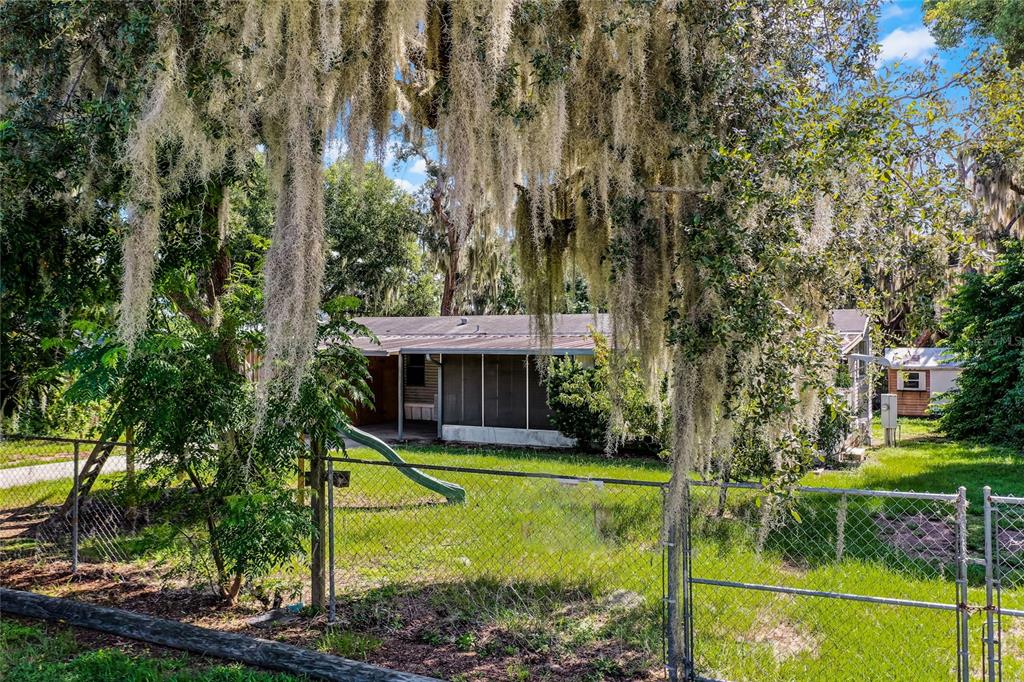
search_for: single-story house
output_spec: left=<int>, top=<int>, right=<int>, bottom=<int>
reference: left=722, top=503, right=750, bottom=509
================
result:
left=350, top=314, right=609, bottom=448
left=831, top=309, right=872, bottom=441
left=883, top=347, right=963, bottom=417
left=347, top=310, right=876, bottom=448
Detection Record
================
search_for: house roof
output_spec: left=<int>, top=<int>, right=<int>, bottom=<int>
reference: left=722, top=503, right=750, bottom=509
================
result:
left=353, top=309, right=872, bottom=357
left=830, top=308, right=870, bottom=355
left=884, top=347, right=962, bottom=369
left=352, top=314, right=611, bottom=356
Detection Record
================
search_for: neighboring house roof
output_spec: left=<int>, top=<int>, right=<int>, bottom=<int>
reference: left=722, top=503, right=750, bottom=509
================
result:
left=884, top=347, right=963, bottom=370
left=353, top=314, right=611, bottom=356
left=830, top=308, right=870, bottom=355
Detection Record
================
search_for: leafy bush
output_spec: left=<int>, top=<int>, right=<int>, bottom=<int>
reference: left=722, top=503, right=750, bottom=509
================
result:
left=217, top=490, right=310, bottom=583
left=716, top=318, right=850, bottom=483
left=57, top=300, right=370, bottom=603
left=545, top=333, right=668, bottom=454
left=814, top=401, right=853, bottom=461
left=939, top=242, right=1024, bottom=446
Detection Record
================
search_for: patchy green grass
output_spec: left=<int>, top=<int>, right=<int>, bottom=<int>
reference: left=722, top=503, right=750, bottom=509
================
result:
left=0, top=620, right=301, bottom=682
left=315, top=629, right=383, bottom=660
left=3, top=425, right=1021, bottom=680
left=0, top=439, right=77, bottom=469
left=337, top=440, right=670, bottom=480
left=805, top=417, right=1023, bottom=501
left=0, top=474, right=123, bottom=511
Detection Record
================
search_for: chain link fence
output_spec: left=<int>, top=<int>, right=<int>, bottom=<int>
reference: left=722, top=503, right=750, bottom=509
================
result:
left=989, top=490, right=1024, bottom=682
left=3, top=434, right=1023, bottom=680
left=319, top=455, right=669, bottom=678
left=682, top=481, right=972, bottom=681
left=0, top=436, right=136, bottom=567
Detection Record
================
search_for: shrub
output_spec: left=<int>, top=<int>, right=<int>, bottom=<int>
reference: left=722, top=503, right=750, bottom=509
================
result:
left=544, top=333, right=668, bottom=454
left=939, top=242, right=1024, bottom=446
left=814, top=400, right=853, bottom=461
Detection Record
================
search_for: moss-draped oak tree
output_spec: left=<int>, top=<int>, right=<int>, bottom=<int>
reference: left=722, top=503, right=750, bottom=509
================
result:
left=5, top=0, right=892, bottom=665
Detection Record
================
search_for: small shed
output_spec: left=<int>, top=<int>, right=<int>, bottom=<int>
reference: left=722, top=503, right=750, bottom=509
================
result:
left=883, top=347, right=963, bottom=417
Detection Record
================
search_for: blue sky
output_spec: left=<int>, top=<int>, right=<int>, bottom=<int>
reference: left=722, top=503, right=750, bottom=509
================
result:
left=323, top=137, right=430, bottom=193
left=341, top=1, right=970, bottom=195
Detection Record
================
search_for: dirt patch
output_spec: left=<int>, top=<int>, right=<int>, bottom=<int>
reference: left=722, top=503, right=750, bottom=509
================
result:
left=874, top=513, right=955, bottom=563
left=0, top=506, right=54, bottom=540
left=0, top=558, right=662, bottom=681
left=751, top=619, right=819, bottom=662
left=998, top=528, right=1024, bottom=557
left=748, top=597, right=819, bottom=663
left=1004, top=616, right=1023, bottom=659
left=0, top=451, right=75, bottom=468
left=1, top=492, right=150, bottom=546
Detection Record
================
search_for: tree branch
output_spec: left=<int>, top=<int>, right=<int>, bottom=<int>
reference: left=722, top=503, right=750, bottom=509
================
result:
left=166, top=290, right=211, bottom=330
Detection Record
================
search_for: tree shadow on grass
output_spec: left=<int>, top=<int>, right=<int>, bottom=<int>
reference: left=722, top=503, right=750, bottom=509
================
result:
left=322, top=577, right=663, bottom=681
left=692, top=488, right=965, bottom=585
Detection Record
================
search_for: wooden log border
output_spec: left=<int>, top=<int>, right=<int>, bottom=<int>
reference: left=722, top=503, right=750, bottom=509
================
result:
left=0, top=588, right=440, bottom=682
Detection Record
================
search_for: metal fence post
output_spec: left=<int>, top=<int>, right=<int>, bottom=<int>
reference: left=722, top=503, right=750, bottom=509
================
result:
left=982, top=486, right=998, bottom=681
left=665, top=480, right=695, bottom=682
left=71, top=440, right=80, bottom=573
left=665, top=488, right=678, bottom=682
left=955, top=486, right=970, bottom=682
left=681, top=481, right=694, bottom=680
left=310, top=437, right=327, bottom=610
left=327, top=457, right=336, bottom=624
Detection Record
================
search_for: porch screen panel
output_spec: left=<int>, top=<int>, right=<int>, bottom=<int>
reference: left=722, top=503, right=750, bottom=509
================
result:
left=442, top=354, right=462, bottom=424
left=442, top=354, right=482, bottom=426
left=484, top=355, right=527, bottom=428
left=527, top=355, right=556, bottom=429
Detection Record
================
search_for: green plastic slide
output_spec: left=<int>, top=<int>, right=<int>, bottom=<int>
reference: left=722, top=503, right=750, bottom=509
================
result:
left=335, top=423, right=466, bottom=504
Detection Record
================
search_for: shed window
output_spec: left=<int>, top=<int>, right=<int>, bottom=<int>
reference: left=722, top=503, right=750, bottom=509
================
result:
left=901, top=371, right=924, bottom=391
left=406, top=354, right=426, bottom=387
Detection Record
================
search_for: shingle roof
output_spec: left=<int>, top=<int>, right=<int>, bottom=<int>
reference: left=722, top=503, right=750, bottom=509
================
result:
left=884, top=347, right=962, bottom=369
left=353, top=314, right=610, bottom=356
left=353, top=310, right=871, bottom=356
left=830, top=309, right=870, bottom=355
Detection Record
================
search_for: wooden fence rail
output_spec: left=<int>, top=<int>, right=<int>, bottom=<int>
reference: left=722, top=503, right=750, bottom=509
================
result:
left=0, top=588, right=440, bottom=682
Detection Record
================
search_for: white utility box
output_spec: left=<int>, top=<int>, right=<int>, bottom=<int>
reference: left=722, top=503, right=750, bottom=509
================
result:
left=881, top=393, right=898, bottom=446
left=880, top=393, right=898, bottom=428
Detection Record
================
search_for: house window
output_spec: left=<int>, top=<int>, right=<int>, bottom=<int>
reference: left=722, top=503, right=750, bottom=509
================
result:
left=406, top=354, right=426, bottom=387
left=902, top=371, right=924, bottom=391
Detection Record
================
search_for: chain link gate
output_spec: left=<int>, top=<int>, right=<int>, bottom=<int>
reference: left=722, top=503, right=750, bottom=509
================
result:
left=984, top=488, right=1024, bottom=681
left=669, top=481, right=975, bottom=681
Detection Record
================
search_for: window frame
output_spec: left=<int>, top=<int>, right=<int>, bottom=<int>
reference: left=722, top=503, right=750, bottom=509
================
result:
left=901, top=370, right=925, bottom=391
left=406, top=353, right=427, bottom=387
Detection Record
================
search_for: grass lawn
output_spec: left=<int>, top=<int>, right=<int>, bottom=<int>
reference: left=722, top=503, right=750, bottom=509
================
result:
left=0, top=619, right=300, bottom=682
left=805, top=417, right=1023, bottom=500
left=326, top=426, right=1022, bottom=681
left=0, top=439, right=78, bottom=469
left=1, top=423, right=1020, bottom=680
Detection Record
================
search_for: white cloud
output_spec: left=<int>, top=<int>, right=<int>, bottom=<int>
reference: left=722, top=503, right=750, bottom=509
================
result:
left=879, top=3, right=911, bottom=21
left=409, top=158, right=427, bottom=176
left=394, top=177, right=420, bottom=194
left=878, top=27, right=936, bottom=63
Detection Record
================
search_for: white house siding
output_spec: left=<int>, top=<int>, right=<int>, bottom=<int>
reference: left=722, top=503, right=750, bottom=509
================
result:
left=442, top=424, right=576, bottom=448
left=930, top=369, right=961, bottom=394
